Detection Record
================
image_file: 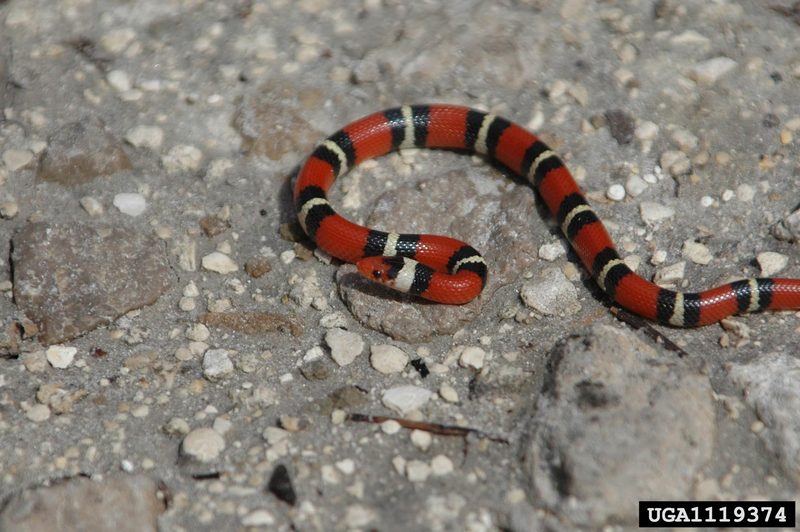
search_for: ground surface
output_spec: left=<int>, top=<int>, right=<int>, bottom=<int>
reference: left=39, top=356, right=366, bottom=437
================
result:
left=1, top=0, right=799, bottom=530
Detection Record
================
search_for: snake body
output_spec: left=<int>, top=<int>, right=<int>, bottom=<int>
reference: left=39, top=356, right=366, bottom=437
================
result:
left=293, top=104, right=800, bottom=327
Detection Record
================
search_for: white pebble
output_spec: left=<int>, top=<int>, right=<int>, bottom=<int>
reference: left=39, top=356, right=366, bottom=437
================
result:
left=722, top=189, right=735, bottom=202
left=520, top=268, right=580, bottom=316
left=262, top=426, right=290, bottom=445
left=659, top=150, right=691, bottom=177
left=100, top=28, right=137, bottom=54
left=163, top=144, right=203, bottom=173
left=459, top=346, right=486, bottom=370
left=125, top=125, right=164, bottom=150
left=107, top=69, right=132, bottom=92
left=538, top=242, right=566, bottom=261
left=201, top=251, right=239, bottom=274
left=241, top=510, right=275, bottom=527
left=700, top=196, right=715, bottom=207
left=80, top=196, right=104, bottom=216
left=113, top=192, right=147, bottom=216
left=181, top=427, right=225, bottom=462
left=410, top=429, right=432, bottom=451
left=757, top=252, right=789, bottom=277
left=202, top=349, right=234, bottom=381
left=382, top=385, right=432, bottom=414
left=682, top=240, right=713, bottom=265
left=430, top=454, right=454, bottom=476
left=186, top=323, right=209, bottom=342
left=26, top=404, right=51, bottom=422
left=325, top=328, right=364, bottom=366
left=639, top=201, right=675, bottom=224
left=405, top=460, right=431, bottom=483
left=634, top=120, right=659, bottom=141
left=625, top=175, right=648, bottom=197
left=370, top=344, right=409, bottom=374
left=280, top=250, right=296, bottom=264
left=654, top=261, right=686, bottom=285
left=688, top=56, right=738, bottom=86
left=439, top=383, right=459, bottom=403
left=380, top=419, right=401, bottom=434
left=336, top=458, right=356, bottom=475
left=3, top=149, right=34, bottom=171
left=606, top=183, right=626, bottom=201
left=46, top=345, right=77, bottom=369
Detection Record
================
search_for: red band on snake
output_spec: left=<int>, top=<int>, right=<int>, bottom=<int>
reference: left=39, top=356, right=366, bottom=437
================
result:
left=293, top=104, right=800, bottom=327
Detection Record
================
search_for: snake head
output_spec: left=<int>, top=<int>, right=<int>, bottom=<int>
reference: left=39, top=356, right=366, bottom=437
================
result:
left=356, top=256, right=408, bottom=289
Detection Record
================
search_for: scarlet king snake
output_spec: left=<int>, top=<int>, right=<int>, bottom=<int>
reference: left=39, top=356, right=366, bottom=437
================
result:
left=293, top=104, right=800, bottom=327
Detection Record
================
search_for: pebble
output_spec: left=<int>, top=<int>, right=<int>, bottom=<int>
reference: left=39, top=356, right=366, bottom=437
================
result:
left=0, top=201, right=18, bottom=219
left=682, top=240, right=713, bottom=265
left=181, top=427, right=225, bottom=462
left=736, top=184, right=755, bottom=202
left=336, top=458, right=355, bottom=475
left=100, top=28, right=136, bottom=54
left=202, top=349, right=234, bottom=381
left=325, top=328, right=364, bottom=366
left=344, top=505, right=376, bottom=529
left=46, top=345, right=77, bottom=369
left=79, top=196, right=104, bottom=216
left=125, top=125, right=164, bottom=150
left=459, top=346, right=486, bottom=370
left=439, top=383, right=459, bottom=403
left=654, top=261, right=686, bottom=285
left=26, top=404, right=51, bottom=422
left=3, top=149, right=34, bottom=171
left=370, top=344, right=409, bottom=374
left=634, top=120, right=659, bottom=142
left=107, top=69, right=132, bottom=92
left=382, top=385, right=433, bottom=414
left=185, top=323, right=210, bottom=342
left=163, top=417, right=191, bottom=436
left=241, top=510, right=275, bottom=527
left=671, top=129, right=698, bottom=152
left=606, top=184, right=626, bottom=201
left=113, top=193, right=147, bottom=216
left=520, top=268, right=580, bottom=316
left=756, top=252, right=788, bottom=277
left=625, top=175, right=648, bottom=197
left=380, top=419, right=401, bottom=434
left=700, top=196, right=715, bottom=207
left=410, top=429, right=432, bottom=451
left=162, top=144, right=203, bottom=174
left=201, top=251, right=238, bottom=274
left=21, top=351, right=47, bottom=373
left=430, top=454, right=454, bottom=476
left=538, top=242, right=566, bottom=261
left=688, top=56, right=738, bottom=85
left=659, top=150, right=691, bottom=177
left=405, top=460, right=431, bottom=483
left=639, top=201, right=675, bottom=224
left=263, top=427, right=290, bottom=446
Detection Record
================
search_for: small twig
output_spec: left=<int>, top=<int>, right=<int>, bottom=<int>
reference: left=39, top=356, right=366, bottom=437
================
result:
left=610, top=307, right=689, bottom=358
left=346, top=413, right=509, bottom=444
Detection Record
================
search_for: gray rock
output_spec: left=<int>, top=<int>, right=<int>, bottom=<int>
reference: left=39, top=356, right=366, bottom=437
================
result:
left=13, top=223, right=173, bottom=344
left=38, top=117, right=132, bottom=185
left=772, top=208, right=800, bottom=242
left=0, top=474, right=166, bottom=532
left=728, top=353, right=800, bottom=481
left=525, top=325, right=714, bottom=527
left=339, top=171, right=538, bottom=342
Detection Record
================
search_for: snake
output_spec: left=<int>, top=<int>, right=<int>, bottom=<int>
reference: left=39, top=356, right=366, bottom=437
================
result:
left=293, top=104, right=800, bottom=327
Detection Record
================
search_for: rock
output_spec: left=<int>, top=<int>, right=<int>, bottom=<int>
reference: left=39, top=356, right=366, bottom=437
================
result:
left=728, top=353, right=800, bottom=481
left=639, top=201, right=675, bottom=224
left=38, top=118, right=132, bottom=185
left=458, top=346, right=486, bottom=370
left=325, top=328, right=364, bottom=366
left=45, top=345, right=77, bottom=368
left=756, top=251, right=789, bottom=276
left=369, top=344, right=409, bottom=374
left=202, top=349, right=234, bottom=381
left=659, top=150, right=691, bottom=177
left=430, top=454, right=454, bottom=476
left=3, top=148, right=35, bottom=171
left=688, top=56, right=737, bottom=85
left=771, top=208, right=800, bottom=242
left=12, top=223, right=172, bottom=344
left=181, top=427, right=225, bottom=462
left=113, top=193, right=147, bottom=216
left=201, top=251, right=238, bottom=274
left=520, top=268, right=580, bottom=316
left=0, top=475, right=166, bottom=531
left=682, top=240, right=713, bottom=265
left=338, top=170, right=537, bottom=342
left=525, top=325, right=714, bottom=528
left=604, top=109, right=635, bottom=145
left=124, top=125, right=164, bottom=150
left=382, top=385, right=433, bottom=414
left=162, top=144, right=203, bottom=174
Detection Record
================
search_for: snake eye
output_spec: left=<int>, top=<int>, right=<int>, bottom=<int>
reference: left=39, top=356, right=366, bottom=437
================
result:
left=372, top=270, right=381, bottom=279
